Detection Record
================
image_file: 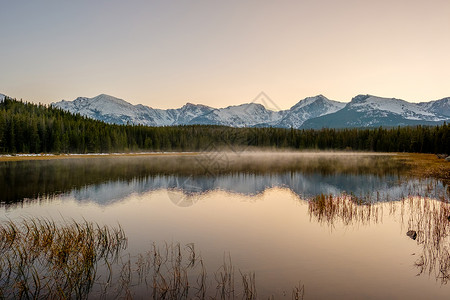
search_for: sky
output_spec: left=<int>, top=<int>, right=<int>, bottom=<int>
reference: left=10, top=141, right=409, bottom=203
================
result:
left=1, top=0, right=449, bottom=109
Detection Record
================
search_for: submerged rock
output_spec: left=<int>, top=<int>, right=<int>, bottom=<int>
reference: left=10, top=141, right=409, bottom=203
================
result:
left=406, top=230, right=417, bottom=240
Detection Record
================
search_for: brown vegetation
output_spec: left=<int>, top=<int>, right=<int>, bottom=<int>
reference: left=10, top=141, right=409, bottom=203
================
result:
left=394, top=153, right=450, bottom=187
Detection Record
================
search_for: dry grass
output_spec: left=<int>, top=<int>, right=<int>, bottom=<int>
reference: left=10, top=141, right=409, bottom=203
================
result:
left=394, top=153, right=450, bottom=185
left=0, top=218, right=127, bottom=299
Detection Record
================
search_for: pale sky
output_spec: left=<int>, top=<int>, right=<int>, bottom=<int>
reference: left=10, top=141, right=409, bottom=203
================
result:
left=1, top=0, right=449, bottom=109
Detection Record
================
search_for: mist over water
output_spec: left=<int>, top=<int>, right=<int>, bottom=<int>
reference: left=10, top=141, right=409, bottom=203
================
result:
left=0, top=151, right=425, bottom=204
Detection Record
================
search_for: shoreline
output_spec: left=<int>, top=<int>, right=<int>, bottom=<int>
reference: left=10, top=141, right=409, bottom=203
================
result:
left=0, top=150, right=397, bottom=162
left=0, top=152, right=200, bottom=161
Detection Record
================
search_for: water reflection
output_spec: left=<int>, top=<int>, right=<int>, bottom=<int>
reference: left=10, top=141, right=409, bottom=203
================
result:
left=2, top=171, right=446, bottom=208
left=1, top=153, right=412, bottom=204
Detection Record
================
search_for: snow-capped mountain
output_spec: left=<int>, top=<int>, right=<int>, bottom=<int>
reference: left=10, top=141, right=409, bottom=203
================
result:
left=53, top=94, right=214, bottom=126
left=174, top=103, right=214, bottom=125
left=301, top=95, right=450, bottom=129
left=52, top=93, right=450, bottom=129
left=418, top=97, right=450, bottom=117
left=187, top=103, right=286, bottom=127
left=277, top=95, right=345, bottom=128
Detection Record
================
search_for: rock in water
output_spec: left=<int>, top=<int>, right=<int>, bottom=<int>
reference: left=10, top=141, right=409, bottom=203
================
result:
left=406, top=230, right=417, bottom=240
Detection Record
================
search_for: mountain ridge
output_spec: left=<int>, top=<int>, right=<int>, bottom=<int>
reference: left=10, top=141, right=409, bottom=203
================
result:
left=44, top=93, right=450, bottom=129
left=301, top=94, right=449, bottom=129
left=52, top=94, right=350, bottom=128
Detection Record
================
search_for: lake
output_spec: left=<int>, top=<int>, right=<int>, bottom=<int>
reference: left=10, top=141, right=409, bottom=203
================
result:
left=1, top=152, right=449, bottom=299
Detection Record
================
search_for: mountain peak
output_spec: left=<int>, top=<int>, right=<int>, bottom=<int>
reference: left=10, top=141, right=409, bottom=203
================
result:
left=276, top=95, right=346, bottom=128
left=91, top=94, right=129, bottom=105
left=350, top=94, right=372, bottom=103
left=180, top=102, right=213, bottom=112
left=182, top=102, right=209, bottom=108
left=291, top=95, right=344, bottom=111
left=348, top=95, right=440, bottom=119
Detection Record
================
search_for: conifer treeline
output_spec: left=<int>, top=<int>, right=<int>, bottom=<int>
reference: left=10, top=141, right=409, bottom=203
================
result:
left=0, top=97, right=448, bottom=154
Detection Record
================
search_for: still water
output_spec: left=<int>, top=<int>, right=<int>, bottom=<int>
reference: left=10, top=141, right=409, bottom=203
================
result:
left=1, top=152, right=449, bottom=299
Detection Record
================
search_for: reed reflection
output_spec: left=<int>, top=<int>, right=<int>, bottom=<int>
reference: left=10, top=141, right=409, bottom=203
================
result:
left=308, top=194, right=450, bottom=283
left=308, top=193, right=383, bottom=226
left=403, top=197, right=450, bottom=283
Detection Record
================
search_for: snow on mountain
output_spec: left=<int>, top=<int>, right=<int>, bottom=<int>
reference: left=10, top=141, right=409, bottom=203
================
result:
left=54, top=94, right=158, bottom=125
left=173, top=103, right=214, bottom=125
left=277, top=95, right=345, bottom=128
left=189, top=103, right=285, bottom=127
left=53, top=95, right=285, bottom=128
left=0, top=93, right=5, bottom=102
left=348, top=95, right=446, bottom=121
left=53, top=94, right=343, bottom=128
left=53, top=93, right=450, bottom=129
left=53, top=94, right=212, bottom=126
left=302, top=94, right=450, bottom=129
left=417, top=97, right=450, bottom=117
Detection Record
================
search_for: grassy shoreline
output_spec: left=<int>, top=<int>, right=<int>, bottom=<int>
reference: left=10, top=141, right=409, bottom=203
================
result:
left=393, top=153, right=450, bottom=184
